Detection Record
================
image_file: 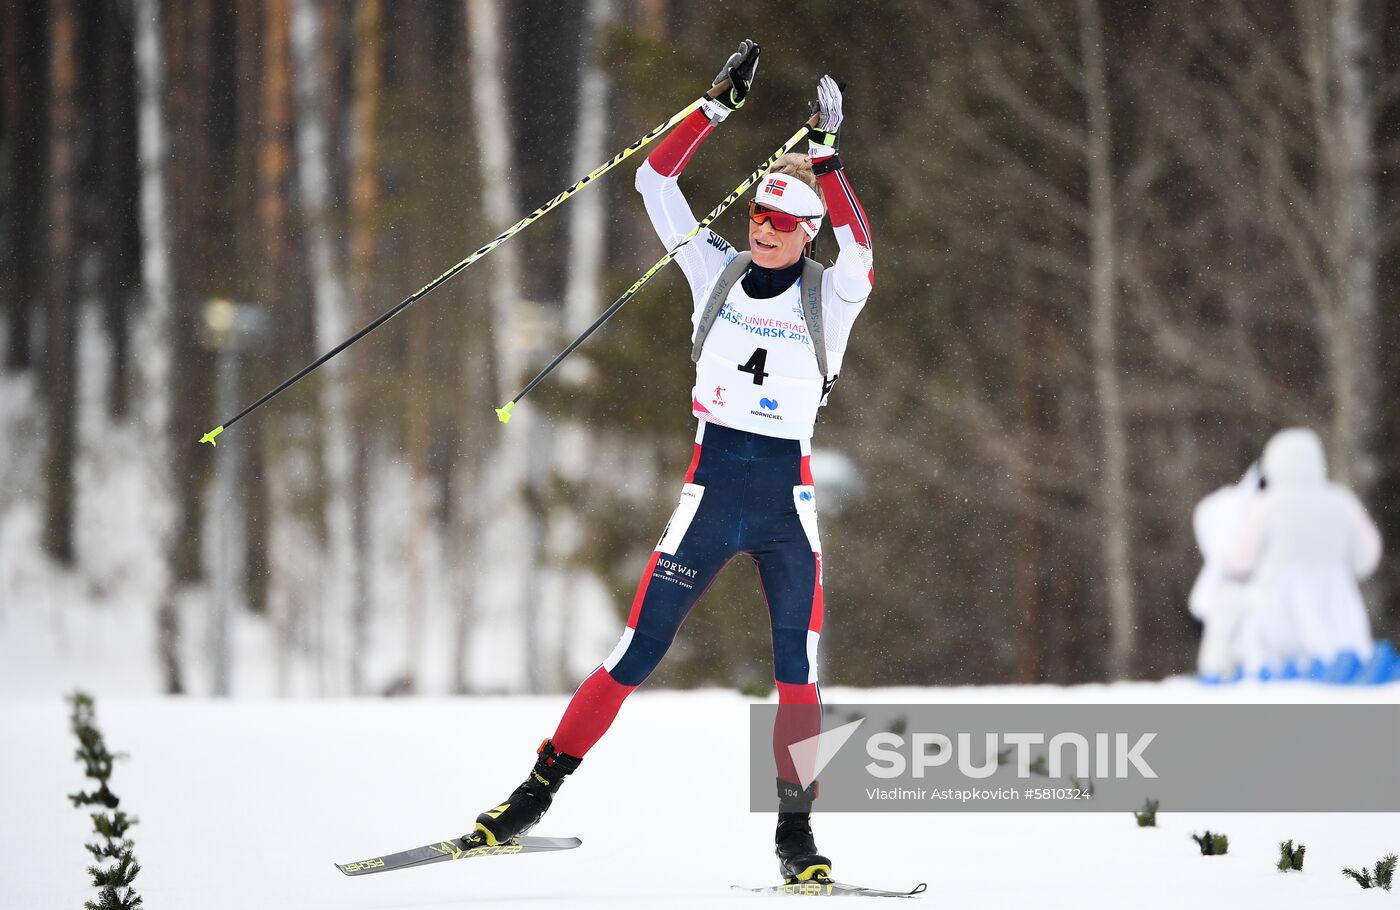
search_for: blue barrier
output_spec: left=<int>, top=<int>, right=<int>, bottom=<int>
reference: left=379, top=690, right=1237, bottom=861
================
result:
left=1357, top=641, right=1398, bottom=686
left=1325, top=650, right=1363, bottom=684
left=1201, top=642, right=1400, bottom=686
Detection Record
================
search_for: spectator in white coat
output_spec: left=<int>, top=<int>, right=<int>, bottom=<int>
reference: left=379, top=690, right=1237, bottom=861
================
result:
left=1226, top=427, right=1383, bottom=674
left=1189, top=463, right=1263, bottom=678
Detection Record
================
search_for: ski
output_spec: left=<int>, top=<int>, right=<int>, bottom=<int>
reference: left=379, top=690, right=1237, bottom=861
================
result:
left=335, top=835, right=581, bottom=877
left=733, top=880, right=927, bottom=898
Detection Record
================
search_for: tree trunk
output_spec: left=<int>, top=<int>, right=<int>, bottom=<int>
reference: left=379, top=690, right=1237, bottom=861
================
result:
left=133, top=0, right=181, bottom=694
left=1079, top=0, right=1136, bottom=680
left=544, top=0, right=616, bottom=691
left=97, top=3, right=139, bottom=419
left=346, top=0, right=381, bottom=695
left=292, top=0, right=358, bottom=695
left=1324, top=0, right=1379, bottom=494
left=3, top=0, right=43, bottom=373
left=1013, top=256, right=1042, bottom=685
left=257, top=0, right=308, bottom=688
left=401, top=0, right=435, bottom=695
left=43, top=0, right=80, bottom=566
left=465, top=0, right=546, bottom=693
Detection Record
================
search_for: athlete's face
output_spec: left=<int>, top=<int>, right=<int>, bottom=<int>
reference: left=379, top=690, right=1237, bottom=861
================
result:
left=748, top=210, right=808, bottom=269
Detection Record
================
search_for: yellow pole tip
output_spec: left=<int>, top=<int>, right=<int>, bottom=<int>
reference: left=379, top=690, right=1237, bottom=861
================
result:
left=495, top=403, right=514, bottom=424
left=199, top=426, right=225, bottom=447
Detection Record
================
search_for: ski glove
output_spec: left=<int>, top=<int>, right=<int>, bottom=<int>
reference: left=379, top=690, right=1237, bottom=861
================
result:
left=808, top=75, right=844, bottom=150
left=704, top=39, right=760, bottom=121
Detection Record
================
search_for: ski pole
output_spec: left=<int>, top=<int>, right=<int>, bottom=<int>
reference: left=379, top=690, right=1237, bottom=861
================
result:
left=198, top=83, right=734, bottom=447
left=495, top=111, right=821, bottom=424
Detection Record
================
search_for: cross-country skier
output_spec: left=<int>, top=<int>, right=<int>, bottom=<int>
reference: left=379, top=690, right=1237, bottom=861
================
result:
left=465, top=41, right=874, bottom=884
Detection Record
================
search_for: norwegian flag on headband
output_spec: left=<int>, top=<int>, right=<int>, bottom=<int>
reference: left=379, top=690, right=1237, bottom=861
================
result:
left=755, top=172, right=825, bottom=238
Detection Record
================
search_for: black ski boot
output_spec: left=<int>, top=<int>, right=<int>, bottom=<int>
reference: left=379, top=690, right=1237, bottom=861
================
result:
left=465, top=739, right=582, bottom=847
left=775, top=779, right=832, bottom=883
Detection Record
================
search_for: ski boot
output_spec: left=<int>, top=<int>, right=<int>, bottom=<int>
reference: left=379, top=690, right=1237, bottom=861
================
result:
left=775, top=778, right=832, bottom=883
left=464, top=739, right=582, bottom=847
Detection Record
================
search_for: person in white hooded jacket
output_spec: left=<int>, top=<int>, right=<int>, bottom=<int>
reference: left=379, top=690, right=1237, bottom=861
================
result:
left=1225, top=427, right=1382, bottom=674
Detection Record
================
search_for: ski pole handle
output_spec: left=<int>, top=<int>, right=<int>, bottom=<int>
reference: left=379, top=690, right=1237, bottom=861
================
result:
left=705, top=77, right=733, bottom=100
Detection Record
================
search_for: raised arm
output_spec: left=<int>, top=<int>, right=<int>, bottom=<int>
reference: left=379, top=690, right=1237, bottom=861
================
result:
left=807, top=76, right=874, bottom=358
left=634, top=41, right=760, bottom=314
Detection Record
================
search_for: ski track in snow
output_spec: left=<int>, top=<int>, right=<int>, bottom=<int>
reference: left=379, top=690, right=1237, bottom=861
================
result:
left=1, top=683, right=1396, bottom=909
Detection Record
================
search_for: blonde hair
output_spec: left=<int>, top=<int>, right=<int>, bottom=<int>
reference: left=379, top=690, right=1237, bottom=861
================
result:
left=766, top=153, right=825, bottom=210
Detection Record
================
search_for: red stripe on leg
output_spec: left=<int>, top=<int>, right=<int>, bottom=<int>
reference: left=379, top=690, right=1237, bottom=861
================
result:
left=626, top=552, right=663, bottom=629
left=776, top=681, right=821, bottom=704
left=684, top=443, right=703, bottom=483
left=809, top=553, right=824, bottom=634
left=552, top=667, right=637, bottom=758
left=800, top=455, right=814, bottom=486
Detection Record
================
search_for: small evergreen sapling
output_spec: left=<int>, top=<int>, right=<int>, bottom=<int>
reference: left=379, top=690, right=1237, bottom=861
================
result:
left=737, top=680, right=773, bottom=698
left=68, top=692, right=143, bottom=910
left=1134, top=798, right=1159, bottom=827
left=1192, top=831, right=1229, bottom=856
left=1277, top=840, right=1305, bottom=872
left=1342, top=853, right=1396, bottom=890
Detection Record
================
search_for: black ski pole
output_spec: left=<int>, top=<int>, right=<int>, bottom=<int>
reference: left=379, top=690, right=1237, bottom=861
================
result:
left=197, top=84, right=733, bottom=447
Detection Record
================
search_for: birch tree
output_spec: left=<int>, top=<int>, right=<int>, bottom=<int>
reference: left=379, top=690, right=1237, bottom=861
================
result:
left=545, top=0, right=616, bottom=691
left=292, top=0, right=357, bottom=695
left=465, top=0, right=547, bottom=693
left=345, top=0, right=380, bottom=695
left=132, top=0, right=181, bottom=692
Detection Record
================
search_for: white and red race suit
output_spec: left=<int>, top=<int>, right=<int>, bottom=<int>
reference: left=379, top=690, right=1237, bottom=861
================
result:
left=549, top=111, right=874, bottom=776
left=635, top=109, right=874, bottom=444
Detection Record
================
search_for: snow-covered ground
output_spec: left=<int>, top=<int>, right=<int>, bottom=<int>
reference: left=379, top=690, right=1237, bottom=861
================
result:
left=3, top=681, right=1397, bottom=909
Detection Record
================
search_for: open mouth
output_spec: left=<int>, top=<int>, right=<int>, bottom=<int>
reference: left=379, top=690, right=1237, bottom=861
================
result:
left=754, top=238, right=779, bottom=251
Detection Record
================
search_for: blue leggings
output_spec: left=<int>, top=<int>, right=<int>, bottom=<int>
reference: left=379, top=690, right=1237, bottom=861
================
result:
left=552, top=422, right=825, bottom=762
left=605, top=422, right=824, bottom=687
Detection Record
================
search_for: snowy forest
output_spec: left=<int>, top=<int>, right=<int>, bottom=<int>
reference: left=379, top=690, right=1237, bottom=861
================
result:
left=2, top=0, right=1399, bottom=697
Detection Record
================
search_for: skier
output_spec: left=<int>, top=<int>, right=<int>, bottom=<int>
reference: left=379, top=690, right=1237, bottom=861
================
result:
left=464, top=42, right=875, bottom=885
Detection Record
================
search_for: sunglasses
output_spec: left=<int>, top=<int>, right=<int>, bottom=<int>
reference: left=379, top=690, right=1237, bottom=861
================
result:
left=748, top=201, right=819, bottom=234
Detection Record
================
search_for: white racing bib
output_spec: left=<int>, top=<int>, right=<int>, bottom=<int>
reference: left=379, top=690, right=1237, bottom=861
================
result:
left=691, top=281, right=838, bottom=440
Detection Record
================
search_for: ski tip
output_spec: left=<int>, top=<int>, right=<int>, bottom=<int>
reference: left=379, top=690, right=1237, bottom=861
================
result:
left=199, top=425, right=224, bottom=447
left=911, top=882, right=928, bottom=895
left=495, top=402, right=514, bottom=424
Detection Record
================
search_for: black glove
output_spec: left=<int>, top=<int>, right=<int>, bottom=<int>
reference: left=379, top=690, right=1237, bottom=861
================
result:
left=711, top=39, right=761, bottom=112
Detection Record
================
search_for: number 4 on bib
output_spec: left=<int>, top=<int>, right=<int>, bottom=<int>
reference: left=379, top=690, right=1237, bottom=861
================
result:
left=738, top=347, right=770, bottom=385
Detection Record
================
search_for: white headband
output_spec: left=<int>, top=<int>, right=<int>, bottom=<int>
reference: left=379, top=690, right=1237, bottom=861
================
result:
left=754, top=173, right=824, bottom=239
